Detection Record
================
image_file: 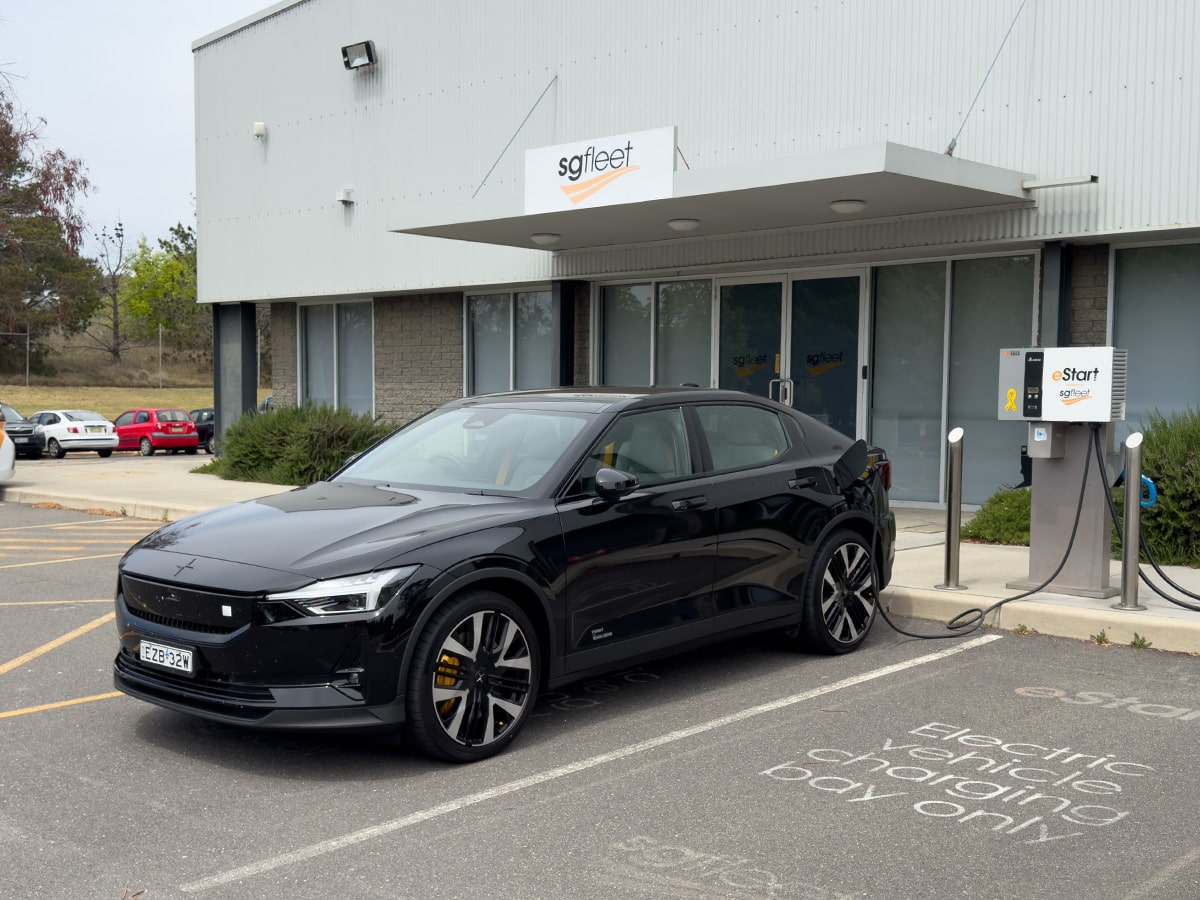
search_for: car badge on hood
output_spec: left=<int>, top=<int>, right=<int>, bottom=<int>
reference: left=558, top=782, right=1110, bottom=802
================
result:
left=174, top=558, right=197, bottom=577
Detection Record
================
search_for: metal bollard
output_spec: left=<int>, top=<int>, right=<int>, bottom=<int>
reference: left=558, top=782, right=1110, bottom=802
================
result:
left=936, top=427, right=967, bottom=590
left=1114, top=432, right=1147, bottom=611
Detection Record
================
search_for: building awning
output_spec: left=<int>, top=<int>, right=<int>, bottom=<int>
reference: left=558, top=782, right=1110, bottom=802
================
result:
left=392, top=142, right=1032, bottom=252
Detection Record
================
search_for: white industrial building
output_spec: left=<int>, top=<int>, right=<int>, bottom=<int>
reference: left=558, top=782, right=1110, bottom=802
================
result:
left=195, top=0, right=1200, bottom=504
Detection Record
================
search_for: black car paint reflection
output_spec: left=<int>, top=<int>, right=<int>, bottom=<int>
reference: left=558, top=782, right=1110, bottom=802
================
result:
left=113, top=387, right=895, bottom=761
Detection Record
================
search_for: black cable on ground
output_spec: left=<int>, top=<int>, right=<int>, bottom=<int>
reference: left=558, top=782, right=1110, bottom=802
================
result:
left=866, top=424, right=1096, bottom=641
left=1091, top=426, right=1200, bottom=612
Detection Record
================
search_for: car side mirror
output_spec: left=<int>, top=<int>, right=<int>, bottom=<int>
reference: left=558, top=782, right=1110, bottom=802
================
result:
left=595, top=467, right=637, bottom=500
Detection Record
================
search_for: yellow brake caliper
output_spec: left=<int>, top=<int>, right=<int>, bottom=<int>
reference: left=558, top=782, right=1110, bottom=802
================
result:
left=436, top=653, right=460, bottom=716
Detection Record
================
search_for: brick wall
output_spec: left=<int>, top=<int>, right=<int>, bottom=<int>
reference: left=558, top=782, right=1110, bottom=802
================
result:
left=374, top=293, right=464, bottom=424
left=1069, top=244, right=1110, bottom=346
left=269, top=302, right=297, bottom=407
left=573, top=285, right=591, bottom=386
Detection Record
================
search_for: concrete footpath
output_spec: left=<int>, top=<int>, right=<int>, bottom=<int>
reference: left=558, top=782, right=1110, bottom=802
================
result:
left=4, top=454, right=1200, bottom=654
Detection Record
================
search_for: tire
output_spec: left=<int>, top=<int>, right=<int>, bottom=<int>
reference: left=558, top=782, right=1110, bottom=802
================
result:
left=185, top=447, right=198, bottom=455
left=48, top=438, right=66, bottom=460
left=798, top=529, right=878, bottom=654
left=205, top=435, right=216, bottom=454
left=139, top=438, right=155, bottom=457
left=405, top=590, right=540, bottom=763
left=98, top=450, right=113, bottom=458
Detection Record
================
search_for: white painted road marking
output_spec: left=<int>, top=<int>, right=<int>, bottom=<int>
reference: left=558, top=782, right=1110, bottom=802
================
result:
left=180, top=633, right=1004, bottom=893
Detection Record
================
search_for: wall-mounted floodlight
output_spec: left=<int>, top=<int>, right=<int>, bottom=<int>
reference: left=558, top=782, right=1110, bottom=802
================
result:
left=253, top=122, right=267, bottom=139
left=341, top=41, right=377, bottom=69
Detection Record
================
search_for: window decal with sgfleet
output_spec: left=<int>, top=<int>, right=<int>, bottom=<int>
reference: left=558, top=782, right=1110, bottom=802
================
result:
left=524, top=127, right=676, bottom=214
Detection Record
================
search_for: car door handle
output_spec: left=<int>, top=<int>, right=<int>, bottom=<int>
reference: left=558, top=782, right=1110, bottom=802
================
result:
left=671, top=496, right=708, bottom=511
left=788, top=476, right=817, bottom=490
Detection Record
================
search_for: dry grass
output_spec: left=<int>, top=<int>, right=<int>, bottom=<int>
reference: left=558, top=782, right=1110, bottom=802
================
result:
left=1, top=385, right=273, bottom=422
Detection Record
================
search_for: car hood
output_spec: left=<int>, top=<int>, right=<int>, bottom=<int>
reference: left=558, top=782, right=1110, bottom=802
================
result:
left=121, top=480, right=539, bottom=585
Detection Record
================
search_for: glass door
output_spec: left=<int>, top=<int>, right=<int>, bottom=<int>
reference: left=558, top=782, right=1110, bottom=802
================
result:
left=716, top=278, right=785, bottom=397
left=788, top=274, right=863, bottom=438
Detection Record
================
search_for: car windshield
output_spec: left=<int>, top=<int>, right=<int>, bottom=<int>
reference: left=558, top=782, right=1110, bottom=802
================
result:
left=157, top=410, right=190, bottom=422
left=1, top=403, right=25, bottom=422
left=64, top=410, right=105, bottom=421
left=338, top=405, right=592, bottom=493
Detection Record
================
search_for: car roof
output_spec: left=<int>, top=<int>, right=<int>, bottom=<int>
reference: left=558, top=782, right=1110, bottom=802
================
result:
left=452, top=386, right=781, bottom=414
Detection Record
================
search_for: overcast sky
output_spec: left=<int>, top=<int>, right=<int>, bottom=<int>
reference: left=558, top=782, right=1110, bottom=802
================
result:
left=0, top=0, right=270, bottom=256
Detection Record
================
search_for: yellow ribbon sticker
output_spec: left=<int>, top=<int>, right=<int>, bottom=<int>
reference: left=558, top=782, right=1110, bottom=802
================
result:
left=1005, top=388, right=1018, bottom=412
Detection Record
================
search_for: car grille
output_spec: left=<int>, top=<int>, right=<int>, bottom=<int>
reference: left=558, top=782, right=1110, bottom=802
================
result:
left=114, top=653, right=275, bottom=717
left=121, top=575, right=256, bottom=634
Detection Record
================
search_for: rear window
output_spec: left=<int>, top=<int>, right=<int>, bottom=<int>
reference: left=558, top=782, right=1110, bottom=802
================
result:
left=64, top=411, right=105, bottom=421
left=157, top=410, right=190, bottom=422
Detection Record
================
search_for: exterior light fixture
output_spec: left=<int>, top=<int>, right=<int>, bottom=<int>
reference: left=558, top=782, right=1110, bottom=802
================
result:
left=666, top=218, right=700, bottom=232
left=530, top=233, right=560, bottom=246
left=829, top=199, right=866, bottom=214
left=336, top=188, right=354, bottom=205
left=341, top=41, right=377, bottom=69
left=252, top=122, right=267, bottom=139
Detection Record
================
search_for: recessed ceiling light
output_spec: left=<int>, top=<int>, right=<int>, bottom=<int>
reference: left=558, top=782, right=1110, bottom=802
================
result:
left=530, top=233, right=561, bottom=246
left=829, top=199, right=867, bottom=214
left=666, top=218, right=701, bottom=232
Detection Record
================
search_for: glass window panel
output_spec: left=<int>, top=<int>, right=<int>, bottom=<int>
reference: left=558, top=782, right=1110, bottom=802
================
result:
left=571, top=407, right=690, bottom=492
left=1114, top=244, right=1200, bottom=440
left=695, top=404, right=790, bottom=471
left=718, top=281, right=781, bottom=395
left=869, top=263, right=946, bottom=502
left=948, top=256, right=1035, bottom=503
left=790, top=277, right=860, bottom=438
left=655, top=280, right=712, bottom=387
left=468, top=294, right=511, bottom=395
left=337, top=302, right=373, bottom=415
left=600, top=284, right=651, bottom=385
left=515, top=291, right=555, bottom=390
left=301, top=304, right=335, bottom=407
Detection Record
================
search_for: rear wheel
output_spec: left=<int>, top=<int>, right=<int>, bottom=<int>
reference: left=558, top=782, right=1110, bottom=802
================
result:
left=185, top=447, right=198, bottom=455
left=205, top=435, right=216, bottom=454
left=98, top=450, right=112, bottom=458
left=48, top=438, right=66, bottom=459
left=139, top=438, right=154, bottom=456
left=798, top=529, right=878, bottom=654
left=405, top=590, right=539, bottom=763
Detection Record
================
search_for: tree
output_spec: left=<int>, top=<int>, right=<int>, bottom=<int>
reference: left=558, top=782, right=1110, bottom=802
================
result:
left=81, top=222, right=134, bottom=362
left=0, top=78, right=98, bottom=374
left=124, top=222, right=210, bottom=364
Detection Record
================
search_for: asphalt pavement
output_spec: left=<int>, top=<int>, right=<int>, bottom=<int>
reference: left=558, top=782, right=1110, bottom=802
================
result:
left=3, top=452, right=1200, bottom=654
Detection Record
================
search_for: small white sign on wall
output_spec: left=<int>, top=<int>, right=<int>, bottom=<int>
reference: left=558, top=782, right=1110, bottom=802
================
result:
left=524, top=126, right=676, bottom=214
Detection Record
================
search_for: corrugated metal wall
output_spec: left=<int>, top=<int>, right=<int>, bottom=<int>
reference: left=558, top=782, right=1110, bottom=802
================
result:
left=195, top=0, right=1200, bottom=300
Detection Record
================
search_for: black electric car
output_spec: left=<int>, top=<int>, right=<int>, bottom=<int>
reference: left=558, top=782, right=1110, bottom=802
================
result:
left=113, top=388, right=895, bottom=762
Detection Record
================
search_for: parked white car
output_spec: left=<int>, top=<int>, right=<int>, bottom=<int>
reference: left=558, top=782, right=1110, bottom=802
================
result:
left=0, top=425, right=14, bottom=481
left=29, top=409, right=119, bottom=458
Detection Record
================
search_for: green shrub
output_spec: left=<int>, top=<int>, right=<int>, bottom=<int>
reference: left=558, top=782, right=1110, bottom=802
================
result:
left=1137, top=408, right=1200, bottom=565
left=961, top=487, right=1030, bottom=545
left=218, top=404, right=395, bottom=485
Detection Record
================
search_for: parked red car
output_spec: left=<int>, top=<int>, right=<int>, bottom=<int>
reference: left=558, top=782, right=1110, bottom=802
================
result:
left=113, top=408, right=200, bottom=456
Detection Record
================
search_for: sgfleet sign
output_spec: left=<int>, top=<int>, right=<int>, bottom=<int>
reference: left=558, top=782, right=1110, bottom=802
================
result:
left=524, top=126, right=676, bottom=214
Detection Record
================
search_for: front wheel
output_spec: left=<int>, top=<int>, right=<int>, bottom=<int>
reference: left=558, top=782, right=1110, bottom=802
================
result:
left=405, top=590, right=539, bottom=763
left=139, top=438, right=155, bottom=456
left=48, top=438, right=66, bottom=459
left=205, top=436, right=216, bottom=454
left=98, top=449, right=112, bottom=458
left=798, top=529, right=878, bottom=654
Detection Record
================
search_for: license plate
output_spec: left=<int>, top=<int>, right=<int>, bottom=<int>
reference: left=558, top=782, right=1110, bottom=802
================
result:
left=139, top=640, right=194, bottom=674
left=86, top=426, right=103, bottom=433
left=14, top=436, right=26, bottom=443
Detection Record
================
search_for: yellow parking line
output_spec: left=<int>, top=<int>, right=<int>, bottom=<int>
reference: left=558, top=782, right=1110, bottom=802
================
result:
left=0, top=553, right=124, bottom=570
left=0, top=612, right=116, bottom=676
left=0, top=546, right=87, bottom=553
left=0, top=600, right=111, bottom=607
left=0, top=538, right=143, bottom=544
left=0, top=692, right=123, bottom=719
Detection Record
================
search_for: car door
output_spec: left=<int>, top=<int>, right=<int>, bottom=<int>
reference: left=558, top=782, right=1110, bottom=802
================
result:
left=692, top=402, right=830, bottom=631
left=555, top=406, right=718, bottom=673
left=113, top=410, right=139, bottom=450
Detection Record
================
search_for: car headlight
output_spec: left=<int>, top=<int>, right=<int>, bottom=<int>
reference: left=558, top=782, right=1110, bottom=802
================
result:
left=268, top=566, right=419, bottom=616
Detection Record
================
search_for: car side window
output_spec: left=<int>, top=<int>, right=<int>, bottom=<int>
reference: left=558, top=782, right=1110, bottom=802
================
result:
left=135, top=411, right=150, bottom=425
left=696, top=404, right=790, bottom=472
left=114, top=412, right=133, bottom=427
left=569, top=408, right=690, bottom=494
left=45, top=414, right=59, bottom=425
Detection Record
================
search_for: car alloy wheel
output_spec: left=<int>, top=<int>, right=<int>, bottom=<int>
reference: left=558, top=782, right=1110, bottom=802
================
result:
left=406, top=590, right=538, bottom=762
left=799, top=529, right=877, bottom=654
left=139, top=437, right=155, bottom=456
left=205, top=436, right=215, bottom=454
left=48, top=438, right=66, bottom=459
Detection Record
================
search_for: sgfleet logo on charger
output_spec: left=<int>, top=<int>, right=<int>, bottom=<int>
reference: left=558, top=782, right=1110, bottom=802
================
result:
left=1051, top=364, right=1102, bottom=407
left=525, top=126, right=676, bottom=214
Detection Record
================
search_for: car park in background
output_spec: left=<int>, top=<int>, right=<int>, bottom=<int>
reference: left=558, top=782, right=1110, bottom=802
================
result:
left=28, top=409, right=118, bottom=458
left=113, top=408, right=199, bottom=456
left=0, top=401, right=45, bottom=459
left=190, top=407, right=216, bottom=454
left=113, top=387, right=895, bottom=763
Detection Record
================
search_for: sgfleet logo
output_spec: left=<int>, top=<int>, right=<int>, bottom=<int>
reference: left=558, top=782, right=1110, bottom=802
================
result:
left=525, top=126, right=675, bottom=215
left=1052, top=365, right=1102, bottom=406
left=805, top=350, right=845, bottom=377
left=556, top=141, right=638, bottom=205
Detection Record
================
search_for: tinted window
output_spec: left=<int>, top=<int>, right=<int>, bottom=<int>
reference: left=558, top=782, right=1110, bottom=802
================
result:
left=134, top=411, right=150, bottom=425
left=157, top=410, right=190, bottom=422
left=571, top=408, right=690, bottom=493
left=114, top=412, right=134, bottom=427
left=696, top=404, right=789, bottom=471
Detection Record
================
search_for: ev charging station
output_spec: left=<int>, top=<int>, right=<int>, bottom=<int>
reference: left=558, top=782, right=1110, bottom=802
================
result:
left=997, top=347, right=1128, bottom=598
